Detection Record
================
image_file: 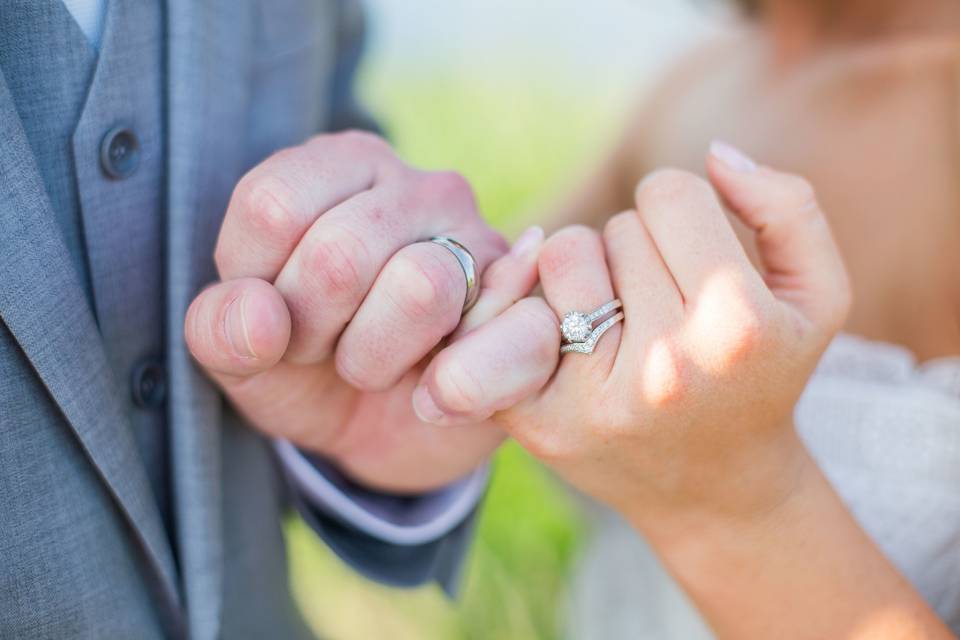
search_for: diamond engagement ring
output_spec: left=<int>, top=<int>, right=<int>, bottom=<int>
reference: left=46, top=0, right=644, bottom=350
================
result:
left=560, top=299, right=624, bottom=355
left=429, top=236, right=480, bottom=314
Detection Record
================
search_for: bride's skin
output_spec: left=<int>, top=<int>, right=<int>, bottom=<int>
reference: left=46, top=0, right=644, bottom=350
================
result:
left=414, top=0, right=960, bottom=636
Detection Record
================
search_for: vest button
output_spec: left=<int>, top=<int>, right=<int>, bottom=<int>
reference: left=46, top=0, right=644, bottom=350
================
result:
left=100, top=126, right=141, bottom=179
left=131, top=359, right=167, bottom=409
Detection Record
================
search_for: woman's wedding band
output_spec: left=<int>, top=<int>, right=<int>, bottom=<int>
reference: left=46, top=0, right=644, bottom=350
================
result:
left=429, top=236, right=480, bottom=314
left=560, top=299, right=624, bottom=355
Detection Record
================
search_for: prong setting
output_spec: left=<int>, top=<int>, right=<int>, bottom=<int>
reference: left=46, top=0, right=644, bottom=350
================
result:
left=560, top=312, right=624, bottom=355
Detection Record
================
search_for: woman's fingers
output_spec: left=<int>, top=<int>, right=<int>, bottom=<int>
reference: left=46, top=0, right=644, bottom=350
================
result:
left=538, top=226, right=621, bottom=377
left=602, top=211, right=683, bottom=367
left=635, top=168, right=762, bottom=303
left=706, top=140, right=851, bottom=334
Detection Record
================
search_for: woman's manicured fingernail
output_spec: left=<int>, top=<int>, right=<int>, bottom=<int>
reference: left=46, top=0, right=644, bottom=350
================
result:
left=510, top=225, right=544, bottom=258
left=224, top=295, right=257, bottom=358
left=412, top=385, right=446, bottom=423
left=710, top=139, right=757, bottom=173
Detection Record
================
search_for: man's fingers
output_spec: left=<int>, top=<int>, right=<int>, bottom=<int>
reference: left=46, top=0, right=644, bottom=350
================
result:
left=408, top=226, right=546, bottom=425
left=706, top=140, right=851, bottom=332
left=274, top=171, right=506, bottom=364
left=635, top=168, right=763, bottom=303
left=184, top=278, right=291, bottom=379
left=215, top=131, right=391, bottom=281
left=412, top=297, right=560, bottom=426
left=334, top=241, right=468, bottom=391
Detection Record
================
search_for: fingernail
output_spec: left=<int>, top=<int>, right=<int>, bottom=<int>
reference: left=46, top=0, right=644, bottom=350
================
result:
left=510, top=225, right=544, bottom=258
left=224, top=295, right=257, bottom=358
left=412, top=385, right=446, bottom=423
left=710, top=139, right=757, bottom=173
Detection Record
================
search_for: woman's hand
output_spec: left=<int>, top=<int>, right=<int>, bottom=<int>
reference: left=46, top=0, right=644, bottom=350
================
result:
left=473, top=144, right=850, bottom=527
left=421, top=143, right=953, bottom=639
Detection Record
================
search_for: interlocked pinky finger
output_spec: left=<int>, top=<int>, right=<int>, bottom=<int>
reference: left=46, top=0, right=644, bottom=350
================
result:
left=413, top=297, right=560, bottom=426
left=453, top=226, right=545, bottom=338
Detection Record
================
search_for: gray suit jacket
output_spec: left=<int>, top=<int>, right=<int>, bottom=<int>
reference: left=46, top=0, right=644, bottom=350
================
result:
left=0, top=1, right=472, bottom=638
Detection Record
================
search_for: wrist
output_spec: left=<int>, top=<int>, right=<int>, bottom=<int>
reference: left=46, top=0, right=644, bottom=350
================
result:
left=625, top=424, right=813, bottom=547
left=630, top=443, right=819, bottom=581
left=623, top=446, right=948, bottom=639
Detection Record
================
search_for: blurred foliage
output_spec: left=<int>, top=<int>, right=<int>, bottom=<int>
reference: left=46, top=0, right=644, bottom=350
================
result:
left=286, top=71, right=628, bottom=640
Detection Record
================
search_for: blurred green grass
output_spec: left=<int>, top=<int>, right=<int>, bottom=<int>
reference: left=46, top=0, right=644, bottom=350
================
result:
left=285, top=71, right=628, bottom=640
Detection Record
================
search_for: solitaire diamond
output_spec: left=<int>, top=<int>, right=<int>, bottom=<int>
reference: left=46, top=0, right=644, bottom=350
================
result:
left=561, top=311, right=592, bottom=343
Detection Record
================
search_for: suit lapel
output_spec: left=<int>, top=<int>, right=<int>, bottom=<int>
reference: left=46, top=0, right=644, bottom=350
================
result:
left=165, top=2, right=255, bottom=638
left=0, top=68, right=183, bottom=626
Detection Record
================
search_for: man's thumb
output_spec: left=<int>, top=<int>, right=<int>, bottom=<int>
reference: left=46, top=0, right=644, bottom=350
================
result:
left=706, top=140, right=851, bottom=334
left=184, top=277, right=291, bottom=380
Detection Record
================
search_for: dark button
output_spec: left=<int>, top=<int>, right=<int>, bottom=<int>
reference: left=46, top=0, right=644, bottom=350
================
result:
left=131, top=359, right=167, bottom=409
left=100, top=126, right=140, bottom=179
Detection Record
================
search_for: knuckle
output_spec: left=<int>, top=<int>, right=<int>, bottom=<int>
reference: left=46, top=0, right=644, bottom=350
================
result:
left=432, top=356, right=484, bottom=416
left=325, top=129, right=391, bottom=155
left=417, top=170, right=477, bottom=212
left=343, top=129, right=390, bottom=149
left=234, top=171, right=304, bottom=240
left=726, top=301, right=767, bottom=361
left=639, top=339, right=691, bottom=408
left=603, top=210, right=637, bottom=241
left=712, top=294, right=771, bottom=369
left=635, top=168, right=712, bottom=207
left=520, top=431, right=568, bottom=464
left=212, top=240, right=230, bottom=278
left=388, top=249, right=461, bottom=325
left=334, top=348, right=373, bottom=391
left=538, top=225, right=601, bottom=278
left=302, top=234, right=366, bottom=301
left=781, top=174, right=818, bottom=211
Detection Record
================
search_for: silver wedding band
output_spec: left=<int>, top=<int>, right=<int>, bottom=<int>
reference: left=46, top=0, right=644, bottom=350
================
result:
left=429, top=236, right=480, bottom=314
left=560, top=299, right=624, bottom=355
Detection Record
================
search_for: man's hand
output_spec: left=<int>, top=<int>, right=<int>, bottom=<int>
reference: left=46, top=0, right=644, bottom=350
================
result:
left=183, top=131, right=557, bottom=492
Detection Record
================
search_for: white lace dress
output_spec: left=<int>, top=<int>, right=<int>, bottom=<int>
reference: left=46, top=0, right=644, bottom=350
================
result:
left=567, top=333, right=960, bottom=639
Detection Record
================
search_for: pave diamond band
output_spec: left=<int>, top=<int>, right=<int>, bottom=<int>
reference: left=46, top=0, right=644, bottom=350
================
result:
left=560, top=313, right=624, bottom=354
left=559, top=299, right=623, bottom=355
left=429, top=236, right=480, bottom=314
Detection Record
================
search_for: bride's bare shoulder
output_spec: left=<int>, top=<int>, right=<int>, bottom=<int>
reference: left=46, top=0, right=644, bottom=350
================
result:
left=629, top=28, right=755, bottom=122
left=616, top=27, right=760, bottom=171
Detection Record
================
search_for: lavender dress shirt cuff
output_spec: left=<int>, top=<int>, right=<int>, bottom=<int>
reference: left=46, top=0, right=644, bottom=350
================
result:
left=274, top=440, right=489, bottom=546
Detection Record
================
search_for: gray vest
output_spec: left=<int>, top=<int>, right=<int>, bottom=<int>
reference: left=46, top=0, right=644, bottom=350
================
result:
left=0, top=1, right=465, bottom=637
left=0, top=0, right=171, bottom=531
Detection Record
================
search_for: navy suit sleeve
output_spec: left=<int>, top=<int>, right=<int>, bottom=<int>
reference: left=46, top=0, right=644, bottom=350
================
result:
left=289, top=475, right=479, bottom=596
left=324, top=0, right=383, bottom=135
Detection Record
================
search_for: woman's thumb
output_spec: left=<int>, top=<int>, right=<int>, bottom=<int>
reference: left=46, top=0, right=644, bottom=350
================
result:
left=706, top=140, right=851, bottom=334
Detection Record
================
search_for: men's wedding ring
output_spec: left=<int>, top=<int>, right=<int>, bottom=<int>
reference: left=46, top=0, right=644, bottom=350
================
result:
left=560, top=299, right=624, bottom=355
left=429, top=236, right=480, bottom=314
